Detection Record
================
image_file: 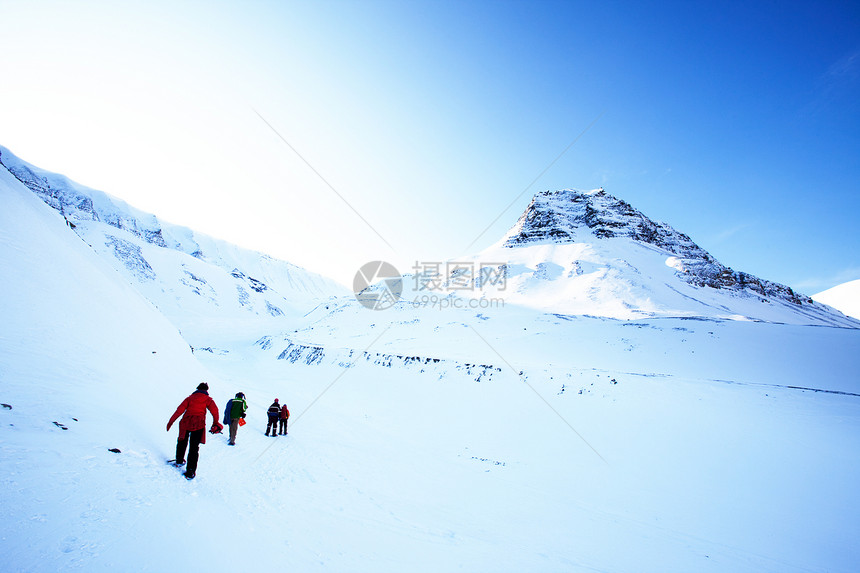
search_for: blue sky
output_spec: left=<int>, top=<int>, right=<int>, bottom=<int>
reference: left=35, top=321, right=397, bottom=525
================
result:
left=1, top=0, right=858, bottom=290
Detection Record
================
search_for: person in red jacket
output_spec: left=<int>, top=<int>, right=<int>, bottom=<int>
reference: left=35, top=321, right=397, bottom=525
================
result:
left=166, top=382, right=220, bottom=480
left=278, top=402, right=290, bottom=435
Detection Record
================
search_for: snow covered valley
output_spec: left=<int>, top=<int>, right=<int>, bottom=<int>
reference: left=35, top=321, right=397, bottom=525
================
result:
left=2, top=147, right=859, bottom=572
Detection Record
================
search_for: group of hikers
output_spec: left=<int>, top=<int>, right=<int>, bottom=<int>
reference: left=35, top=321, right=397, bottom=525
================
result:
left=165, top=383, right=290, bottom=480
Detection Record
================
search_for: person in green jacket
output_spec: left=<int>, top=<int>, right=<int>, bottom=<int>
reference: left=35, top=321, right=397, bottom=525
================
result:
left=227, top=392, right=248, bottom=446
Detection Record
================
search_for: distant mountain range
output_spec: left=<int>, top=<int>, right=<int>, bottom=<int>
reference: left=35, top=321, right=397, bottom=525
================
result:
left=1, top=145, right=856, bottom=331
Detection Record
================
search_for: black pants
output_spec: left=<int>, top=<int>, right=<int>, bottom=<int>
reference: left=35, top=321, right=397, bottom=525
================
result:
left=278, top=418, right=288, bottom=434
left=266, top=417, right=278, bottom=435
left=176, top=428, right=204, bottom=474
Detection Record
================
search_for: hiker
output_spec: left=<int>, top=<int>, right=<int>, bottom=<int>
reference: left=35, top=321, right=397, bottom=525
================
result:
left=166, top=382, right=221, bottom=480
left=279, top=402, right=290, bottom=435
left=224, top=392, right=248, bottom=446
left=265, top=399, right=280, bottom=436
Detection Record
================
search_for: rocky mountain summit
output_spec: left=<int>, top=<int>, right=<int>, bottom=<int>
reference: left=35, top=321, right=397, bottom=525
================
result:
left=503, top=188, right=813, bottom=307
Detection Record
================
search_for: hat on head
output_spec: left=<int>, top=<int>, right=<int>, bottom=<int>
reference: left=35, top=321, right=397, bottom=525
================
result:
left=236, top=392, right=244, bottom=398
left=274, top=398, right=279, bottom=403
left=197, top=382, right=209, bottom=391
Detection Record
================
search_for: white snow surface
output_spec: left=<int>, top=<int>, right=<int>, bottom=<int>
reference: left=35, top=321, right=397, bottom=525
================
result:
left=458, top=238, right=858, bottom=326
left=814, top=279, right=860, bottom=320
left=2, top=156, right=860, bottom=572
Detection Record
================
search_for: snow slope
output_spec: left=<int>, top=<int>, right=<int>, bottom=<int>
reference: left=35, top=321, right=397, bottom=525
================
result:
left=814, top=279, right=860, bottom=320
left=0, top=162, right=218, bottom=569
left=0, top=145, right=347, bottom=345
left=1, top=155, right=859, bottom=572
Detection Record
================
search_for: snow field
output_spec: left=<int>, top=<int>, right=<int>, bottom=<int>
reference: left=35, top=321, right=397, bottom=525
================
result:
left=186, top=343, right=860, bottom=573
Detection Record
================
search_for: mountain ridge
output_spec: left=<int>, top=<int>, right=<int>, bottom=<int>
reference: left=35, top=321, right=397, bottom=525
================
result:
left=505, top=188, right=809, bottom=300
left=0, top=145, right=347, bottom=343
left=3, top=144, right=854, bottom=329
left=0, top=145, right=344, bottom=301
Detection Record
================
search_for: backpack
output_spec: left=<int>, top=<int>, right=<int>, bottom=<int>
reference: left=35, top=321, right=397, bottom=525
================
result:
left=231, top=397, right=247, bottom=418
left=223, top=399, right=233, bottom=425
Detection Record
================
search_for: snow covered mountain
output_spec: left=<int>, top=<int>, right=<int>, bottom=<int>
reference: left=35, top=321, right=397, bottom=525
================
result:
left=454, top=188, right=857, bottom=326
left=255, top=188, right=860, bottom=400
left=2, top=147, right=859, bottom=573
left=814, top=279, right=860, bottom=320
left=0, top=145, right=347, bottom=345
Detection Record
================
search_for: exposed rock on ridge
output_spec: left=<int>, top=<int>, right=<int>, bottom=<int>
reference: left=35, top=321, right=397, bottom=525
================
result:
left=504, top=188, right=813, bottom=306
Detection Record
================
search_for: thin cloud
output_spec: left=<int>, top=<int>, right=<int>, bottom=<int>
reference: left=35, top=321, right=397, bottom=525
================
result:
left=802, top=46, right=860, bottom=117
left=710, top=223, right=753, bottom=245
left=824, top=48, right=860, bottom=84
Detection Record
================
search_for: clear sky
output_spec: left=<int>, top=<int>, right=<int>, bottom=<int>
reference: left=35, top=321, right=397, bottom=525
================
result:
left=1, top=0, right=858, bottom=291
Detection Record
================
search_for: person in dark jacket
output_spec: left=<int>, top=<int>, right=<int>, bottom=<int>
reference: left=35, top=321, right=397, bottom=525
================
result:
left=226, top=392, right=248, bottom=445
left=265, top=399, right=280, bottom=436
left=278, top=402, right=290, bottom=435
left=166, top=382, right=220, bottom=479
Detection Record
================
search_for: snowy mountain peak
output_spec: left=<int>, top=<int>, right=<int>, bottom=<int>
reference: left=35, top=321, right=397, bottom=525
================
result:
left=503, top=186, right=792, bottom=292
left=482, top=187, right=859, bottom=326
left=503, top=188, right=704, bottom=255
